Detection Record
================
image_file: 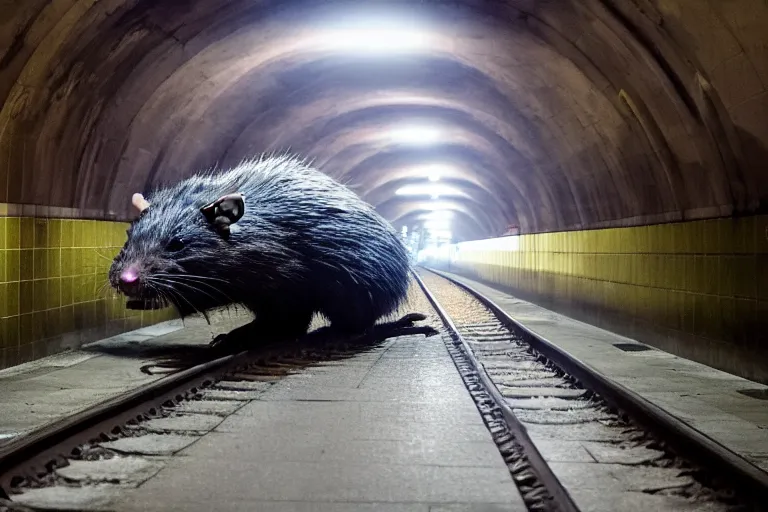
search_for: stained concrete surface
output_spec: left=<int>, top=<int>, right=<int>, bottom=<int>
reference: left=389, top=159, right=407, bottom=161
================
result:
left=100, top=434, right=201, bottom=457
left=441, top=271, right=768, bottom=473
left=55, top=456, right=166, bottom=486
left=0, top=313, right=248, bottom=441
left=141, top=414, right=225, bottom=434
left=8, top=274, right=756, bottom=511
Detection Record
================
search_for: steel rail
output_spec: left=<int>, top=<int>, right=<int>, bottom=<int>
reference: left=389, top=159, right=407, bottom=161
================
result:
left=412, top=270, right=582, bottom=512
left=422, top=266, right=768, bottom=505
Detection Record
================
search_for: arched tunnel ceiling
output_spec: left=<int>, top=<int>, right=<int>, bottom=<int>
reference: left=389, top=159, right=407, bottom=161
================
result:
left=2, top=0, right=767, bottom=241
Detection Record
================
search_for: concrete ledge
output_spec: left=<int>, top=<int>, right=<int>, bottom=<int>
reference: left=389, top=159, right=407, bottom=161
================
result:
left=0, top=312, right=249, bottom=441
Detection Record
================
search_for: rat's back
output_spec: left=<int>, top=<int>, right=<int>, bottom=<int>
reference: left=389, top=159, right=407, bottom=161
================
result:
left=227, top=155, right=413, bottom=333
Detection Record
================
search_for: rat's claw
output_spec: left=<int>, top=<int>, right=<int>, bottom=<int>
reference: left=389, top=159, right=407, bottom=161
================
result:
left=401, top=312, right=428, bottom=323
left=209, top=331, right=250, bottom=354
left=389, top=312, right=429, bottom=330
left=209, top=333, right=231, bottom=350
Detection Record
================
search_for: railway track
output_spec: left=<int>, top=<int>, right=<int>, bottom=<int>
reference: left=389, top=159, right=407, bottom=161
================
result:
left=0, top=270, right=766, bottom=511
left=414, top=267, right=768, bottom=512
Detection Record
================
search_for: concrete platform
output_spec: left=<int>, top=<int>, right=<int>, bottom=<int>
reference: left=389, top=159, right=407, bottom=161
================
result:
left=0, top=312, right=246, bottom=442
left=437, top=271, right=768, bottom=474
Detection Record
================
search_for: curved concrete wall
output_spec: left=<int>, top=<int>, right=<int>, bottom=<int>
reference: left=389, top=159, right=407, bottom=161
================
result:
left=1, top=0, right=766, bottom=235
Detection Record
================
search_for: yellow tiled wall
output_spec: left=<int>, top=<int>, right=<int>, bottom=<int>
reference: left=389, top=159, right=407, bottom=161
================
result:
left=0, top=217, right=177, bottom=370
left=436, top=215, right=768, bottom=383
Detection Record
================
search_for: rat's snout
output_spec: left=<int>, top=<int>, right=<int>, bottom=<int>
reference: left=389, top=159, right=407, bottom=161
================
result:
left=117, top=264, right=143, bottom=296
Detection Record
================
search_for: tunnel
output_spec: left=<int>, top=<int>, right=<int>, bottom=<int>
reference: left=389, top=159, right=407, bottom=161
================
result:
left=1, top=1, right=768, bottom=509
left=2, top=0, right=767, bottom=381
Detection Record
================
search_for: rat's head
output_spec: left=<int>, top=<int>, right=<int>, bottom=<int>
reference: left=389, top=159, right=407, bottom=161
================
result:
left=108, top=189, right=245, bottom=310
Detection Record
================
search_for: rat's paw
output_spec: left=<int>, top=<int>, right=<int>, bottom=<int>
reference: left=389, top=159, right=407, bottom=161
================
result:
left=390, top=312, right=429, bottom=329
left=209, top=333, right=228, bottom=348
left=209, top=331, right=248, bottom=353
left=400, top=312, right=428, bottom=323
left=415, top=325, right=440, bottom=337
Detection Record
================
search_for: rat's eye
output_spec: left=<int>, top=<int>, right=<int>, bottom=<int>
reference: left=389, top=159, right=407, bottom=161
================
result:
left=167, top=237, right=185, bottom=252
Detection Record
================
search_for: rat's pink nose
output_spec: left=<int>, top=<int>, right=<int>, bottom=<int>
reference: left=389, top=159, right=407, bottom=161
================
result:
left=118, top=266, right=142, bottom=295
left=120, top=268, right=139, bottom=284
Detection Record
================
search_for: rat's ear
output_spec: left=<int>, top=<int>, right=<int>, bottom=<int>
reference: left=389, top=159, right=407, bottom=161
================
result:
left=201, top=193, right=245, bottom=224
left=201, top=192, right=245, bottom=237
left=132, top=193, right=151, bottom=214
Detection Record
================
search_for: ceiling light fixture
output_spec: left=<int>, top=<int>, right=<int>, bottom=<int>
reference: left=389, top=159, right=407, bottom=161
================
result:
left=314, top=19, right=433, bottom=55
left=418, top=201, right=458, bottom=212
left=388, top=125, right=442, bottom=145
left=422, top=163, right=455, bottom=181
left=395, top=184, right=462, bottom=197
left=420, top=210, right=455, bottom=221
left=424, top=219, right=451, bottom=231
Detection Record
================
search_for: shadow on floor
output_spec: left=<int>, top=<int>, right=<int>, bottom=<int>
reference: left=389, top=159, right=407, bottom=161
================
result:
left=82, top=313, right=440, bottom=375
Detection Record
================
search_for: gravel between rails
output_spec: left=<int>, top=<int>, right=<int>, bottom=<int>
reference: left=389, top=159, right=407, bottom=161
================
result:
left=417, top=268, right=755, bottom=512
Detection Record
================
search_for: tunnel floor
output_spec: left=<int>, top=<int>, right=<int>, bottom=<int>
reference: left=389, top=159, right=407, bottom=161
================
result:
left=109, top=332, right=524, bottom=512
left=1, top=279, right=767, bottom=510
left=5, top=322, right=525, bottom=511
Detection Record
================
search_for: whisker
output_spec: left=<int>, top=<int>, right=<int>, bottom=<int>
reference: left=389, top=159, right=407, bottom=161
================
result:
left=152, top=280, right=205, bottom=319
left=157, top=279, right=222, bottom=306
left=154, top=288, right=186, bottom=322
left=163, top=290, right=188, bottom=323
left=97, top=285, right=115, bottom=299
left=156, top=275, right=229, bottom=289
left=153, top=272, right=230, bottom=284
left=157, top=288, right=176, bottom=312
left=151, top=275, right=236, bottom=305
left=149, top=276, right=222, bottom=301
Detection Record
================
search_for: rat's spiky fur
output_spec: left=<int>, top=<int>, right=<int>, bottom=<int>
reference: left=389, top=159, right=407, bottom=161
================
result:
left=109, top=154, right=412, bottom=342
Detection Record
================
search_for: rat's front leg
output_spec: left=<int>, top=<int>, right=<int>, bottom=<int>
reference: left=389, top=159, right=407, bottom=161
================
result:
left=209, top=320, right=259, bottom=353
left=209, top=306, right=314, bottom=353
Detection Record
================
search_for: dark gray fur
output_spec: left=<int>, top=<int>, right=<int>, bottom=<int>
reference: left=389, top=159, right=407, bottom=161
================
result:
left=108, top=154, right=412, bottom=341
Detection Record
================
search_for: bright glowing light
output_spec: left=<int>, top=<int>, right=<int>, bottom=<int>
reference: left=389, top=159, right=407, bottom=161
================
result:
left=423, top=163, right=448, bottom=181
left=400, top=163, right=454, bottom=182
left=431, top=230, right=453, bottom=240
left=416, top=242, right=454, bottom=263
left=312, top=21, right=433, bottom=55
left=457, top=236, right=520, bottom=252
left=419, top=201, right=458, bottom=212
left=420, top=210, right=455, bottom=221
left=395, top=184, right=463, bottom=197
left=417, top=233, right=521, bottom=265
left=388, top=126, right=442, bottom=145
left=424, top=219, right=451, bottom=231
